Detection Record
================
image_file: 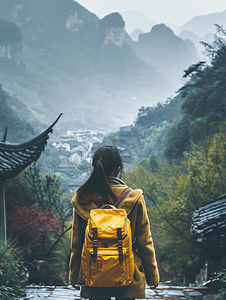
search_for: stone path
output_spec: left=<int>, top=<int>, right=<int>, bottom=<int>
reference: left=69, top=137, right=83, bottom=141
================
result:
left=15, top=284, right=219, bottom=300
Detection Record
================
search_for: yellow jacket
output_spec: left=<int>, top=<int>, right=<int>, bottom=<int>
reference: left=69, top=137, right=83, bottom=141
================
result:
left=69, top=182, right=159, bottom=299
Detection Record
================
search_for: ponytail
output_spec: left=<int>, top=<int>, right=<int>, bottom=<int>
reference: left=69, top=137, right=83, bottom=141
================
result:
left=76, top=146, right=123, bottom=204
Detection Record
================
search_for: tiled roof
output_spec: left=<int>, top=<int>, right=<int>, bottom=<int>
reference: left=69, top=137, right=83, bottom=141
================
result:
left=191, top=194, right=226, bottom=261
left=0, top=114, right=62, bottom=181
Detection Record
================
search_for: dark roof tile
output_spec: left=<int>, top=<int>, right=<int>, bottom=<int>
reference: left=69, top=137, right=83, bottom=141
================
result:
left=0, top=114, right=62, bottom=181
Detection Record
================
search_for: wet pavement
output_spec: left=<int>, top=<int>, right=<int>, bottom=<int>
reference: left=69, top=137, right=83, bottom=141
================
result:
left=15, top=283, right=219, bottom=300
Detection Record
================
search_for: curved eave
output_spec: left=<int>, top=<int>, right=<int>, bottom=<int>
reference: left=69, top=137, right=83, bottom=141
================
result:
left=0, top=113, right=62, bottom=181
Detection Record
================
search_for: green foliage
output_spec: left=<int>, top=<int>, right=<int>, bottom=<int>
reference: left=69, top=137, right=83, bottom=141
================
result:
left=149, top=154, right=159, bottom=173
left=134, top=97, right=183, bottom=158
left=6, top=165, right=73, bottom=263
left=123, top=125, right=226, bottom=276
left=54, top=172, right=71, bottom=187
left=0, top=240, right=27, bottom=299
left=5, top=172, right=34, bottom=207
left=142, top=120, right=169, bottom=146
left=163, top=115, right=191, bottom=158
left=37, top=148, right=61, bottom=174
left=213, top=269, right=226, bottom=300
left=164, top=25, right=226, bottom=159
left=48, top=218, right=72, bottom=285
left=76, top=159, right=89, bottom=171
left=138, top=106, right=152, bottom=117
left=0, top=84, right=34, bottom=142
left=136, top=95, right=183, bottom=128
left=29, top=108, right=51, bottom=126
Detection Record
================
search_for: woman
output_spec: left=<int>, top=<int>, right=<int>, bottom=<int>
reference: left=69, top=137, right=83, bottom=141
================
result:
left=69, top=146, right=159, bottom=299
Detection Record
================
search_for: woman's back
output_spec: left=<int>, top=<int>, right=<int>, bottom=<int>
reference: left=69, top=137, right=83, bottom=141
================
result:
left=69, top=146, right=159, bottom=299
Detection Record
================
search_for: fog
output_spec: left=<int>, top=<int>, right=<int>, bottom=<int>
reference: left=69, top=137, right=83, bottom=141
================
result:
left=0, top=0, right=225, bottom=135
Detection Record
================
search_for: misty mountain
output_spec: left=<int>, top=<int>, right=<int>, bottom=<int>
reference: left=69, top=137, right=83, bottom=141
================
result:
left=0, top=0, right=98, bottom=49
left=90, top=13, right=144, bottom=73
left=120, top=10, right=155, bottom=34
left=183, top=38, right=199, bottom=57
left=130, top=29, right=144, bottom=42
left=165, top=23, right=179, bottom=35
left=179, top=9, right=226, bottom=37
left=0, top=83, right=35, bottom=142
left=135, top=24, right=199, bottom=83
left=0, top=0, right=173, bottom=133
left=179, top=30, right=214, bottom=54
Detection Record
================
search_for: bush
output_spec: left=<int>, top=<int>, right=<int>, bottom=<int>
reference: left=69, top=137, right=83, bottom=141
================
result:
left=213, top=269, right=226, bottom=300
left=5, top=165, right=73, bottom=284
left=0, top=240, right=27, bottom=299
left=123, top=125, right=226, bottom=281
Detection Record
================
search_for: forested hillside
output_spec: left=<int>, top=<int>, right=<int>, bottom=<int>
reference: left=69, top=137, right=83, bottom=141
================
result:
left=135, top=95, right=183, bottom=127
left=0, top=83, right=34, bottom=142
left=133, top=95, right=183, bottom=158
left=123, top=26, right=226, bottom=285
left=164, top=25, right=226, bottom=159
left=129, top=25, right=226, bottom=161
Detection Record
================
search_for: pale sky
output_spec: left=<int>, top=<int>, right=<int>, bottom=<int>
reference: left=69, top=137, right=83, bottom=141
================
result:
left=76, top=0, right=226, bottom=26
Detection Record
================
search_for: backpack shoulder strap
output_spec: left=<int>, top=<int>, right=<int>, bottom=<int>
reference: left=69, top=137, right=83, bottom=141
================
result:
left=92, top=188, right=132, bottom=208
left=114, top=188, right=132, bottom=208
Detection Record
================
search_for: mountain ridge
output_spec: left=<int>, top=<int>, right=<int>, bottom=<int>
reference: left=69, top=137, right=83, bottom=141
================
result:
left=119, top=10, right=155, bottom=34
left=134, top=24, right=198, bottom=84
left=179, top=9, right=226, bottom=37
left=0, top=0, right=200, bottom=133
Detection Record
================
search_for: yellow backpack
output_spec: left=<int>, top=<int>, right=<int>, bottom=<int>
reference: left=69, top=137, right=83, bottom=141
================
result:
left=81, top=189, right=135, bottom=287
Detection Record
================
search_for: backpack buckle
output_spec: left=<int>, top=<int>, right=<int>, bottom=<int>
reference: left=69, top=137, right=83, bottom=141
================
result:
left=93, top=239, right=98, bottom=247
left=117, top=228, right=123, bottom=263
left=92, top=228, right=98, bottom=262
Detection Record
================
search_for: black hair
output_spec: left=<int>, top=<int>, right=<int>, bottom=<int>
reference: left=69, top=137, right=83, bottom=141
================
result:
left=76, top=146, right=123, bottom=204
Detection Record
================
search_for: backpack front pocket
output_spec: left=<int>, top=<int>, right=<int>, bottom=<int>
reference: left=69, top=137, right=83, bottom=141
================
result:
left=88, top=249, right=127, bottom=287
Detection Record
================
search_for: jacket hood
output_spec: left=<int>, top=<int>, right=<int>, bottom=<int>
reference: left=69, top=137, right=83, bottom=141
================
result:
left=71, top=184, right=143, bottom=221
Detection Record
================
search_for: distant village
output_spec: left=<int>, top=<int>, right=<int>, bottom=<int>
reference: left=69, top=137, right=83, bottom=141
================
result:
left=49, top=125, right=145, bottom=193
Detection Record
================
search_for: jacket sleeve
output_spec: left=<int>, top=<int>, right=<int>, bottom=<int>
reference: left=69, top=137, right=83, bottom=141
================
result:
left=69, top=210, right=86, bottom=284
left=135, top=196, right=159, bottom=286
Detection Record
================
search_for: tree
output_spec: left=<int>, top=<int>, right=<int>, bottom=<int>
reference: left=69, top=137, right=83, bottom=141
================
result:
left=164, top=25, right=226, bottom=159
left=123, top=125, right=226, bottom=282
left=138, top=106, right=151, bottom=117
left=5, top=164, right=73, bottom=262
left=212, top=268, right=226, bottom=300
left=142, top=120, right=169, bottom=146
left=7, top=206, right=66, bottom=260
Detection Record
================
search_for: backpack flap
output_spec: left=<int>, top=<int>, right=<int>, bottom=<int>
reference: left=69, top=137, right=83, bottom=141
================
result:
left=88, top=209, right=128, bottom=240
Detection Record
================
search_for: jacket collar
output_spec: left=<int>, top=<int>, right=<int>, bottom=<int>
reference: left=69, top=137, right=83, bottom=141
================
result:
left=107, top=176, right=126, bottom=185
left=71, top=183, right=143, bottom=221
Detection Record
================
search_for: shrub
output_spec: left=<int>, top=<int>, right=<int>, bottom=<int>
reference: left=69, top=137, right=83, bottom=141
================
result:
left=213, top=269, right=226, bottom=300
left=7, top=205, right=67, bottom=260
left=0, top=240, right=27, bottom=299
